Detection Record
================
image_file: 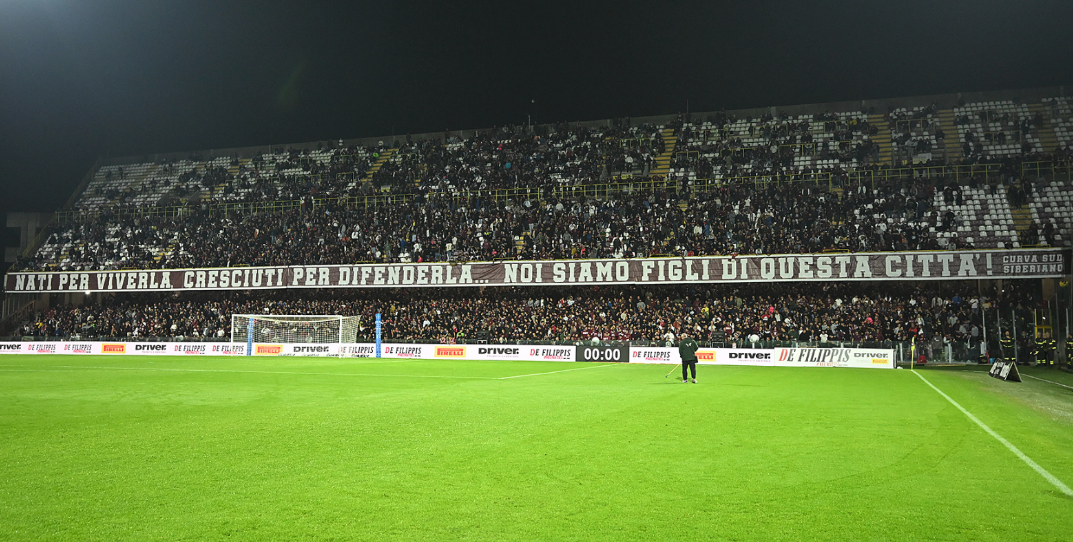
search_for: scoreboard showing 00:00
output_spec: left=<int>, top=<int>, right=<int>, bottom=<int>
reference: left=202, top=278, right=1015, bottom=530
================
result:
left=580, top=345, right=628, bottom=362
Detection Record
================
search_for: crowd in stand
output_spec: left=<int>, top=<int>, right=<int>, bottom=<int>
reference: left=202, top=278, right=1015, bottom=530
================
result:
left=670, top=110, right=882, bottom=182
left=14, top=281, right=1039, bottom=349
left=17, top=164, right=1066, bottom=272
left=13, top=106, right=1073, bottom=272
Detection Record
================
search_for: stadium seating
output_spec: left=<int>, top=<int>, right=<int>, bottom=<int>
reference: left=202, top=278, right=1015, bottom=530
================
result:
left=1026, top=176, right=1071, bottom=246
left=889, top=105, right=942, bottom=164
left=953, top=100, right=1044, bottom=158
left=1043, top=97, right=1072, bottom=151
left=669, top=111, right=878, bottom=184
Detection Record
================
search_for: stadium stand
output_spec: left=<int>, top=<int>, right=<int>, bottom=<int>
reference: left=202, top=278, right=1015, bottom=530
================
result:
left=3, top=89, right=1071, bottom=357
left=20, top=172, right=1035, bottom=271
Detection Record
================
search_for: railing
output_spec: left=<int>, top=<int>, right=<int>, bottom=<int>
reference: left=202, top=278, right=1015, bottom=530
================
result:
left=0, top=302, right=36, bottom=335
left=53, top=193, right=418, bottom=223
left=619, top=136, right=655, bottom=149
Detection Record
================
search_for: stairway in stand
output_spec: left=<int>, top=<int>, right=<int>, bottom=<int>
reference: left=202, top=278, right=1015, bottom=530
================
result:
left=1010, top=206, right=1034, bottom=246
left=935, top=109, right=962, bottom=162
left=514, top=233, right=529, bottom=256
left=1028, top=103, right=1060, bottom=152
left=867, top=114, right=892, bottom=166
left=650, top=127, right=678, bottom=176
left=227, top=157, right=252, bottom=177
left=154, top=242, right=177, bottom=264
left=114, top=163, right=161, bottom=205
left=362, top=148, right=397, bottom=186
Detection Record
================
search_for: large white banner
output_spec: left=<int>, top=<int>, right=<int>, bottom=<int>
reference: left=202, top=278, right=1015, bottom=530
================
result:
left=7, top=248, right=1069, bottom=293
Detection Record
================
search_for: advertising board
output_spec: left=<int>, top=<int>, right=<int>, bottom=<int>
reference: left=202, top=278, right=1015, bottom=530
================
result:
left=0, top=341, right=892, bottom=368
left=628, top=346, right=893, bottom=369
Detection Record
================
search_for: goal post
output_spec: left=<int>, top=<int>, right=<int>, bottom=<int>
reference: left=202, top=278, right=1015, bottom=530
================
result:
left=231, top=314, right=359, bottom=355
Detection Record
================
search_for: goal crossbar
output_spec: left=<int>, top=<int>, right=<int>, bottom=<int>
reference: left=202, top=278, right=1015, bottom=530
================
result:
left=231, top=314, right=359, bottom=348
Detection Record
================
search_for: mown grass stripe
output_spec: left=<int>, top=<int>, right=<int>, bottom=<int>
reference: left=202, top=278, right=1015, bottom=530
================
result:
left=497, top=363, right=617, bottom=379
left=0, top=365, right=499, bottom=380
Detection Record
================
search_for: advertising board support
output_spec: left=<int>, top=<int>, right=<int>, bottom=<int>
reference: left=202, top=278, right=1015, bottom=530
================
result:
left=246, top=318, right=255, bottom=356
left=375, top=313, right=382, bottom=358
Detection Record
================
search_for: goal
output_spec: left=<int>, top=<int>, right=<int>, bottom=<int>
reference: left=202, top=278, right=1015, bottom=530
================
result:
left=231, top=314, right=359, bottom=346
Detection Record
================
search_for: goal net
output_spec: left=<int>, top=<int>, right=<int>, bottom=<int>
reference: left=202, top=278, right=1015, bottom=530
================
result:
left=231, top=314, right=359, bottom=346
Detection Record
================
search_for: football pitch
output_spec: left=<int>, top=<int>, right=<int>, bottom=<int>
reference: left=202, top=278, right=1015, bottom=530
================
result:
left=1, top=356, right=1071, bottom=541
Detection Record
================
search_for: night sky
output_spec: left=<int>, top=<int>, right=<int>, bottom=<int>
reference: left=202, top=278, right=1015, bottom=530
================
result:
left=1, top=0, right=1071, bottom=215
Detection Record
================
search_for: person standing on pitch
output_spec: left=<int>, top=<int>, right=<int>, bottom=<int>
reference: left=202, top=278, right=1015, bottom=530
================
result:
left=679, top=330, right=700, bottom=383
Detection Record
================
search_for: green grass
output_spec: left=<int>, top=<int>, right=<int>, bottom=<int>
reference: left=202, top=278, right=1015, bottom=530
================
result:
left=1, top=356, right=1071, bottom=541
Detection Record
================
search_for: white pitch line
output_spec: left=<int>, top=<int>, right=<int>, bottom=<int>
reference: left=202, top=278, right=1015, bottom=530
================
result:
left=498, top=363, right=617, bottom=380
left=1021, top=373, right=1073, bottom=391
left=912, top=370, right=1073, bottom=497
left=0, top=365, right=498, bottom=380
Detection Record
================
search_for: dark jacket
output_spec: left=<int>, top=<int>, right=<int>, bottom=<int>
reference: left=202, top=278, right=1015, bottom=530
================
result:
left=678, top=337, right=700, bottom=362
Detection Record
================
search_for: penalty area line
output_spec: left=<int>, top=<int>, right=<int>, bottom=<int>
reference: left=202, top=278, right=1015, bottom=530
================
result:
left=912, top=370, right=1073, bottom=497
left=499, top=363, right=618, bottom=380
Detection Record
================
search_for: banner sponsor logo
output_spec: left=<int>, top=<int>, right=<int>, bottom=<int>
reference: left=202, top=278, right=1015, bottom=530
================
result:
left=697, top=351, right=715, bottom=361
left=211, top=344, right=246, bottom=355
left=434, top=346, right=466, bottom=358
left=286, top=345, right=338, bottom=356
left=0, top=343, right=25, bottom=352
left=851, top=350, right=892, bottom=365
left=135, top=344, right=168, bottom=352
left=383, top=345, right=423, bottom=357
left=62, top=343, right=94, bottom=354
left=728, top=351, right=771, bottom=360
left=7, top=249, right=1068, bottom=293
left=852, top=351, right=889, bottom=359
left=101, top=343, right=126, bottom=354
left=632, top=349, right=672, bottom=362
left=173, top=344, right=207, bottom=355
left=777, top=348, right=850, bottom=366
left=478, top=347, right=519, bottom=356
left=528, top=347, right=574, bottom=361
left=28, top=343, right=57, bottom=354
left=341, top=345, right=376, bottom=357
left=293, top=345, right=331, bottom=353
left=255, top=344, right=283, bottom=355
